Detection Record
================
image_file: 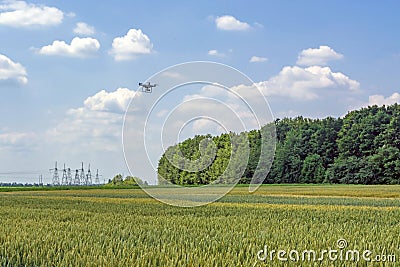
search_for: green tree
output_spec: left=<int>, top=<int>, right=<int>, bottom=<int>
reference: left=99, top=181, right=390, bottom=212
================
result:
left=111, top=174, right=123, bottom=185
left=157, top=104, right=400, bottom=185
left=301, top=154, right=325, bottom=183
left=123, top=176, right=147, bottom=186
left=325, top=156, right=363, bottom=184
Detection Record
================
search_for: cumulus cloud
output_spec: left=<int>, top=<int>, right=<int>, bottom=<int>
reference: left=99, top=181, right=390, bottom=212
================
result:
left=367, top=92, right=400, bottom=106
left=73, top=22, right=95, bottom=36
left=48, top=88, right=137, bottom=151
left=0, top=0, right=63, bottom=27
left=0, top=53, right=27, bottom=84
left=297, top=45, right=343, bottom=66
left=234, top=46, right=357, bottom=100
left=191, top=118, right=225, bottom=135
left=237, top=65, right=359, bottom=100
left=170, top=84, right=265, bottom=135
left=215, top=15, right=250, bottom=31
left=208, top=49, right=225, bottom=57
left=250, top=56, right=267, bottom=63
left=83, top=88, right=136, bottom=113
left=109, top=29, right=153, bottom=61
left=48, top=111, right=122, bottom=151
left=38, top=37, right=100, bottom=57
left=0, top=131, right=37, bottom=151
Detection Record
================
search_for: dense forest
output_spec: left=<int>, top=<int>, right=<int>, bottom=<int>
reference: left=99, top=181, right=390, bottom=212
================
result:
left=157, top=104, right=400, bottom=185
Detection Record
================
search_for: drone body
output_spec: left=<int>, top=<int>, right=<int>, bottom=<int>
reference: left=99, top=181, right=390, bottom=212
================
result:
left=139, top=82, right=157, bottom=93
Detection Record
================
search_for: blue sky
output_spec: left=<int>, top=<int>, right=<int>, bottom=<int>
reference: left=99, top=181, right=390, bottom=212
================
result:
left=0, top=0, right=399, bottom=184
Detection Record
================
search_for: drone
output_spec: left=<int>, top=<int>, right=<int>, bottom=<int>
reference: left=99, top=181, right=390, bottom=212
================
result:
left=139, top=82, right=157, bottom=93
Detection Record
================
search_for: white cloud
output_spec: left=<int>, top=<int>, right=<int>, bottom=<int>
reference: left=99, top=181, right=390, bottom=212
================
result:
left=38, top=37, right=100, bottom=57
left=0, top=0, right=63, bottom=27
left=191, top=118, right=225, bottom=135
left=347, top=92, right=400, bottom=114
left=0, top=53, right=27, bottom=84
left=48, top=88, right=137, bottom=151
left=109, top=29, right=153, bottom=61
left=239, top=65, right=359, bottom=100
left=367, top=92, right=400, bottom=106
left=171, top=84, right=263, bottom=135
left=156, top=109, right=169, bottom=118
left=48, top=110, right=122, bottom=152
left=215, top=15, right=250, bottom=31
left=208, top=49, right=225, bottom=57
left=73, top=22, right=95, bottom=36
left=83, top=88, right=136, bottom=113
left=250, top=56, right=267, bottom=63
left=0, top=131, right=36, bottom=150
left=66, top=12, right=75, bottom=18
left=254, top=22, right=264, bottom=28
left=297, top=45, right=343, bottom=66
left=161, top=71, right=186, bottom=81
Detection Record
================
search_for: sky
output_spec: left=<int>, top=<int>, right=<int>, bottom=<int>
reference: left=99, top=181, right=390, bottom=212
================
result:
left=0, top=0, right=400, bottom=184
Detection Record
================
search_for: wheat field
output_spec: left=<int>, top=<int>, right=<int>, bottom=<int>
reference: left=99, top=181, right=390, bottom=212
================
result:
left=0, top=185, right=399, bottom=266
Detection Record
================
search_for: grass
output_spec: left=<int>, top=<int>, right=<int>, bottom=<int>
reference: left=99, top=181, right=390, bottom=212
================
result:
left=0, top=185, right=399, bottom=266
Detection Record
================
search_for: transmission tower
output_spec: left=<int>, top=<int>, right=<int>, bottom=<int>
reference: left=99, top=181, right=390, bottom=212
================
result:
left=74, top=169, right=80, bottom=185
left=38, top=175, right=43, bottom=186
left=80, top=162, right=85, bottom=186
left=86, top=163, right=92, bottom=185
left=95, top=169, right=102, bottom=184
left=67, top=168, right=72, bottom=185
left=50, top=161, right=60, bottom=186
left=61, top=164, right=68, bottom=185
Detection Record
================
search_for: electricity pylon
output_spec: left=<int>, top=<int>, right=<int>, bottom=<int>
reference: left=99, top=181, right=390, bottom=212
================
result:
left=61, top=164, right=68, bottom=185
left=80, top=162, right=85, bottom=185
left=50, top=161, right=59, bottom=186
left=86, top=163, right=92, bottom=185
left=67, top=168, right=72, bottom=185
left=74, top=169, right=80, bottom=185
left=95, top=169, right=102, bottom=184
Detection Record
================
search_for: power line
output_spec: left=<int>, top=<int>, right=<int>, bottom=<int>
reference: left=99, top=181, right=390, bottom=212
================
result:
left=0, top=162, right=102, bottom=186
left=0, top=171, right=46, bottom=175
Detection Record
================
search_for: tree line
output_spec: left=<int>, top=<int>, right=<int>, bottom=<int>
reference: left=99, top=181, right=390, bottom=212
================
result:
left=106, top=174, right=147, bottom=186
left=157, top=104, right=400, bottom=185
